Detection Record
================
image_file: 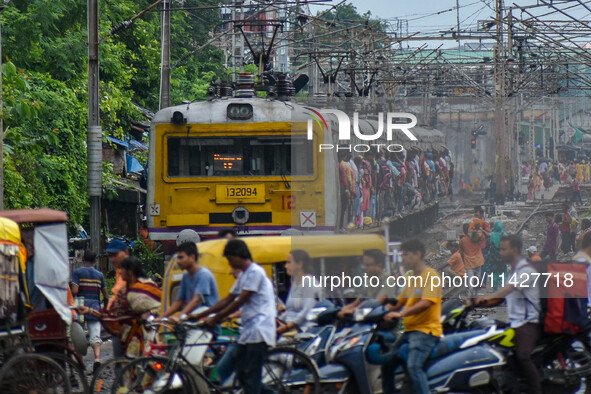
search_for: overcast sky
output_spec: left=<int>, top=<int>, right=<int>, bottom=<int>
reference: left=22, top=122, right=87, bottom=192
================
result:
left=309, top=0, right=591, bottom=49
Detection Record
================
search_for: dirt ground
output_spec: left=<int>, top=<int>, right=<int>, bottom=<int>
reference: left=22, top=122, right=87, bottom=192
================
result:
left=416, top=187, right=590, bottom=323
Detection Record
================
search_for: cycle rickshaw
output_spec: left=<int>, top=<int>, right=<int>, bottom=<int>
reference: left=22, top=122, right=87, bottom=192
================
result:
left=0, top=208, right=88, bottom=392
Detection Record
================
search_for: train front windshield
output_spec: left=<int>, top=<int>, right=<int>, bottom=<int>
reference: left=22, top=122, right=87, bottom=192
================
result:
left=167, top=135, right=314, bottom=177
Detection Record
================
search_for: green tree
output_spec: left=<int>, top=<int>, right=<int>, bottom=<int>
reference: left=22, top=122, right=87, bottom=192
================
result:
left=3, top=64, right=88, bottom=224
left=1, top=0, right=227, bottom=226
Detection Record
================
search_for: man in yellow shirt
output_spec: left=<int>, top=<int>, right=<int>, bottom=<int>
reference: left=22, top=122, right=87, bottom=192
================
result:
left=381, top=239, right=442, bottom=394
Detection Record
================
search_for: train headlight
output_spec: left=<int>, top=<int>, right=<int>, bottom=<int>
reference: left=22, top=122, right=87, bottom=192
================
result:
left=232, top=207, right=249, bottom=224
left=171, top=111, right=186, bottom=125
left=227, top=103, right=253, bottom=120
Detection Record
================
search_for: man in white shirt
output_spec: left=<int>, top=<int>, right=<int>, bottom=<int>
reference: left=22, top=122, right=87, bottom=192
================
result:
left=475, top=234, right=541, bottom=394
left=192, top=239, right=276, bottom=394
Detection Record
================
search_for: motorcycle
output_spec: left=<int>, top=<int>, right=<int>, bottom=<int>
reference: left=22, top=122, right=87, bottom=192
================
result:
left=410, top=300, right=591, bottom=393
left=296, top=298, right=494, bottom=393
left=294, top=300, right=342, bottom=367
left=441, top=301, right=591, bottom=393
left=315, top=299, right=397, bottom=394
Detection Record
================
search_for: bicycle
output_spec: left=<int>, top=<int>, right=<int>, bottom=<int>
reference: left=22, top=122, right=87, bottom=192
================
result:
left=0, top=352, right=72, bottom=393
left=111, top=319, right=321, bottom=394
left=91, top=317, right=181, bottom=393
left=90, top=357, right=131, bottom=393
left=42, top=351, right=88, bottom=394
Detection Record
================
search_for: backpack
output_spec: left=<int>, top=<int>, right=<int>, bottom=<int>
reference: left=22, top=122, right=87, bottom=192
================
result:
left=527, top=261, right=589, bottom=335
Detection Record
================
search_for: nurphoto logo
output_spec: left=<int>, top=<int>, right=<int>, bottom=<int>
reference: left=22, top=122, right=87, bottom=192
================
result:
left=304, top=107, right=419, bottom=153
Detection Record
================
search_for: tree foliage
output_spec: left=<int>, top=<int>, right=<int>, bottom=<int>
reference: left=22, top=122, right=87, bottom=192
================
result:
left=2, top=0, right=225, bottom=226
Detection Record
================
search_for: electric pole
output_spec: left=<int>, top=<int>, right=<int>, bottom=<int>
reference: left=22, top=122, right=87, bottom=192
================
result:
left=231, top=0, right=245, bottom=83
left=159, top=0, right=170, bottom=109
left=88, top=0, right=102, bottom=253
left=494, top=0, right=507, bottom=202
left=456, top=0, right=461, bottom=51
left=0, top=3, right=4, bottom=210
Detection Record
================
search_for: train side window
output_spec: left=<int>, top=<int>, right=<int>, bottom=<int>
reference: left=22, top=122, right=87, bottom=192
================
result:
left=168, top=138, right=180, bottom=176
left=291, top=136, right=314, bottom=176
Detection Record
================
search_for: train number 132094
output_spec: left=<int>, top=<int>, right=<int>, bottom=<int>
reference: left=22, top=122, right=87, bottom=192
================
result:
left=226, top=186, right=257, bottom=197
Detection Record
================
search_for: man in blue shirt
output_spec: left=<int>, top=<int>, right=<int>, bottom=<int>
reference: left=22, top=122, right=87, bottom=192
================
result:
left=191, top=239, right=276, bottom=394
left=161, top=242, right=219, bottom=322
left=71, top=250, right=108, bottom=372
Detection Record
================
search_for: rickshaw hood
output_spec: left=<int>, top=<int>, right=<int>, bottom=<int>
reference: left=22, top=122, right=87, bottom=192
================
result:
left=0, top=217, right=26, bottom=271
left=0, top=216, right=23, bottom=244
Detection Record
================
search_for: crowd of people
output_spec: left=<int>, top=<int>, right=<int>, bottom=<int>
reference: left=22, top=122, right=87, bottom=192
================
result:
left=456, top=158, right=591, bottom=203
left=524, top=159, right=589, bottom=203
left=338, top=147, right=454, bottom=229
left=71, top=228, right=325, bottom=392
left=538, top=201, right=591, bottom=260
left=445, top=201, right=591, bottom=296
left=445, top=206, right=508, bottom=295
left=66, top=213, right=575, bottom=394
left=66, top=194, right=588, bottom=394
left=442, top=204, right=591, bottom=394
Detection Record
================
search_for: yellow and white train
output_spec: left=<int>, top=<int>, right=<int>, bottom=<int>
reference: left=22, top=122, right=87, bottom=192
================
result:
left=146, top=89, right=447, bottom=243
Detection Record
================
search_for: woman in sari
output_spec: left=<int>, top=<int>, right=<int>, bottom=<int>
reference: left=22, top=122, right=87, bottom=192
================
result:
left=560, top=163, right=568, bottom=185
left=527, top=175, right=535, bottom=201
left=576, top=162, right=584, bottom=183
left=533, top=170, right=542, bottom=192
left=484, top=221, right=507, bottom=291
left=77, top=256, right=162, bottom=357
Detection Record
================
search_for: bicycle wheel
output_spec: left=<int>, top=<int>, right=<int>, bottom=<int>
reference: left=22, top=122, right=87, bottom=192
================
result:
left=90, top=357, right=131, bottom=393
left=0, top=353, right=72, bottom=393
left=261, top=346, right=320, bottom=394
left=111, top=355, right=196, bottom=394
left=43, top=352, right=89, bottom=394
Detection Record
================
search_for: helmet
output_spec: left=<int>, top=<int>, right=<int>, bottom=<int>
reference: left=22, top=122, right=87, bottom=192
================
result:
left=176, top=229, right=200, bottom=246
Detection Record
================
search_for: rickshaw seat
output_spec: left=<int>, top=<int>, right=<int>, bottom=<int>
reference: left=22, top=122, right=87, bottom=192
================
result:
left=28, top=309, right=68, bottom=341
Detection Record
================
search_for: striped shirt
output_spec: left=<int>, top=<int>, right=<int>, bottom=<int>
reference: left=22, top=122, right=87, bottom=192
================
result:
left=72, top=265, right=106, bottom=320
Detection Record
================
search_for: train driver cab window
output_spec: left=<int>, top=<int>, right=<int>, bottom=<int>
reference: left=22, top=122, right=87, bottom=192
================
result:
left=167, top=135, right=313, bottom=177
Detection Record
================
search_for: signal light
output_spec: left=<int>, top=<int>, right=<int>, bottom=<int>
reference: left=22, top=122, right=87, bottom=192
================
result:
left=471, top=138, right=477, bottom=149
